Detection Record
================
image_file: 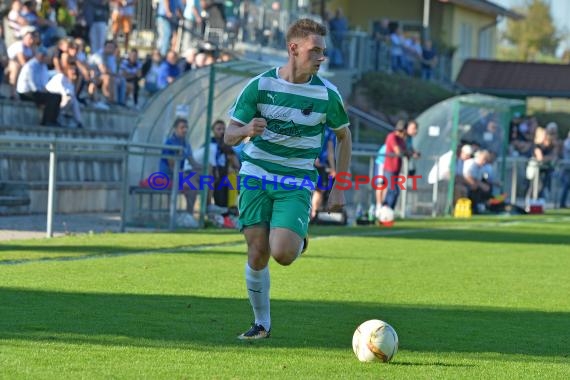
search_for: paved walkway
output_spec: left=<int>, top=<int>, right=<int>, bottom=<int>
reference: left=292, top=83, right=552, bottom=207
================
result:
left=0, top=213, right=122, bottom=241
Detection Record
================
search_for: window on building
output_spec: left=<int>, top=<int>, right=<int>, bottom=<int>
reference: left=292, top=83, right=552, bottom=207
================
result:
left=459, top=23, right=473, bottom=60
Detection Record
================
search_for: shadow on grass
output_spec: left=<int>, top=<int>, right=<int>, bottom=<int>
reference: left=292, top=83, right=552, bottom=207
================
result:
left=309, top=225, right=570, bottom=246
left=0, top=240, right=246, bottom=265
left=1, top=287, right=568, bottom=359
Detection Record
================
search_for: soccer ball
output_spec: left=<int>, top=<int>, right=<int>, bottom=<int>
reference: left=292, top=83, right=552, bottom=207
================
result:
left=352, top=319, right=399, bottom=363
left=376, top=206, right=395, bottom=226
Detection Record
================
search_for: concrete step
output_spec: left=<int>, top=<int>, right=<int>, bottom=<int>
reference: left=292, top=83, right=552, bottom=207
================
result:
left=0, top=98, right=138, bottom=135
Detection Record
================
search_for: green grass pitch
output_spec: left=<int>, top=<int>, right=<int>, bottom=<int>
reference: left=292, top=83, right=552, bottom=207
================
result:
left=1, top=213, right=569, bottom=379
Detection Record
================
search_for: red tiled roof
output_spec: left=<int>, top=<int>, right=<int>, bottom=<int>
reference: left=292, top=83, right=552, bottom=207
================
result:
left=456, top=59, right=570, bottom=98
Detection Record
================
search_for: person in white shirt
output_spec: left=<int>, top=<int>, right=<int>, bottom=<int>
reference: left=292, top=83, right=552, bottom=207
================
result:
left=46, top=64, right=83, bottom=128
left=16, top=47, right=62, bottom=126
left=6, top=26, right=35, bottom=98
left=461, top=150, right=491, bottom=213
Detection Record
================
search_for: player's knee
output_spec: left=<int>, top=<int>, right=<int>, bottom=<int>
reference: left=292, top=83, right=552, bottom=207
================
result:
left=271, top=248, right=296, bottom=266
left=247, top=244, right=270, bottom=268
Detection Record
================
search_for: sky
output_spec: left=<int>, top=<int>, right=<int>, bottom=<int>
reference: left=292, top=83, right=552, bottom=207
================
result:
left=493, top=0, right=570, bottom=55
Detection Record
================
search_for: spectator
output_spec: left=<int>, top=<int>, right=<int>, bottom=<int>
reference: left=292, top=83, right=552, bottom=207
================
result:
left=534, top=129, right=557, bottom=199
left=6, top=26, right=35, bottom=99
left=111, top=0, right=136, bottom=52
left=559, top=131, right=570, bottom=208
left=428, top=143, right=472, bottom=185
left=159, top=117, right=202, bottom=216
left=51, top=37, right=70, bottom=73
left=61, top=38, right=94, bottom=102
left=202, top=0, right=227, bottom=46
left=142, top=49, right=162, bottom=95
left=372, top=18, right=390, bottom=44
left=90, top=39, right=127, bottom=105
left=0, top=24, right=8, bottom=88
left=461, top=149, right=491, bottom=213
left=421, top=39, right=437, bottom=80
left=382, top=120, right=407, bottom=209
left=6, top=0, right=25, bottom=44
left=157, top=49, right=181, bottom=90
left=120, top=48, right=142, bottom=106
left=84, top=0, right=110, bottom=54
left=311, top=126, right=336, bottom=221
left=181, top=0, right=202, bottom=53
left=16, top=46, right=62, bottom=126
left=403, top=34, right=421, bottom=75
left=374, top=143, right=387, bottom=210
left=206, top=119, right=240, bottom=208
left=405, top=119, right=420, bottom=175
left=156, top=0, right=183, bottom=57
left=389, top=26, right=405, bottom=74
left=45, top=64, right=83, bottom=128
left=328, top=8, right=348, bottom=68
left=482, top=120, right=502, bottom=156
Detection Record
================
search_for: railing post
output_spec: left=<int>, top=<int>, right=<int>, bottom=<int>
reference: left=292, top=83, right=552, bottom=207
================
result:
left=432, top=157, right=439, bottom=217
left=400, top=157, right=408, bottom=218
left=120, top=143, right=129, bottom=232
left=532, top=167, right=539, bottom=200
left=169, top=155, right=181, bottom=231
left=510, top=158, right=518, bottom=206
left=46, top=142, right=57, bottom=238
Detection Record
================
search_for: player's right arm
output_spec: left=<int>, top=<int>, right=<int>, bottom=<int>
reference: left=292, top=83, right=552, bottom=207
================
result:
left=224, top=118, right=267, bottom=146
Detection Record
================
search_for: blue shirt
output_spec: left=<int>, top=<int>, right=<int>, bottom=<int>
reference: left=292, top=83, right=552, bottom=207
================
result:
left=375, top=144, right=386, bottom=166
left=157, top=61, right=181, bottom=89
left=183, top=0, right=201, bottom=21
left=159, top=134, right=192, bottom=174
left=157, top=0, right=183, bottom=17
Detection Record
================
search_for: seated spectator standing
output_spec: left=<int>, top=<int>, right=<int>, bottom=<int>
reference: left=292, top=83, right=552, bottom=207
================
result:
left=17, top=46, right=62, bottom=126
left=160, top=118, right=203, bottom=215
left=157, top=50, right=181, bottom=90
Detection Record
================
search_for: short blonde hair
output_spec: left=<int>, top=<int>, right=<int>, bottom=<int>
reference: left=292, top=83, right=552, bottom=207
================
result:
left=286, top=18, right=327, bottom=43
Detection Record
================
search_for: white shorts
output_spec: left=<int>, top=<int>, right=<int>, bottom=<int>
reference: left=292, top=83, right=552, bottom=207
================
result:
left=375, top=164, right=385, bottom=186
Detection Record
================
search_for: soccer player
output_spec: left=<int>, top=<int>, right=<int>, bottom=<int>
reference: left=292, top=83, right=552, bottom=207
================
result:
left=224, top=18, right=352, bottom=340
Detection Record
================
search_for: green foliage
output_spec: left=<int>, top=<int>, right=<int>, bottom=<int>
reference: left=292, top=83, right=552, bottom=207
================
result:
left=503, top=0, right=561, bottom=61
left=356, top=71, right=454, bottom=116
left=1, top=215, right=570, bottom=378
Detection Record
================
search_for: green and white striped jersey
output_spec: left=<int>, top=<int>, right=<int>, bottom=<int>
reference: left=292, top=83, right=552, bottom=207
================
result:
left=229, top=67, right=350, bottom=184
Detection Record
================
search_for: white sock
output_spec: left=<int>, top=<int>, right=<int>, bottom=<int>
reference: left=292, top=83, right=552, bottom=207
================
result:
left=245, top=263, right=270, bottom=331
left=296, top=239, right=304, bottom=258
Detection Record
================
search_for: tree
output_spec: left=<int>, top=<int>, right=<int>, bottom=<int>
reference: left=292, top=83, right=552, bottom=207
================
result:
left=503, top=0, right=560, bottom=61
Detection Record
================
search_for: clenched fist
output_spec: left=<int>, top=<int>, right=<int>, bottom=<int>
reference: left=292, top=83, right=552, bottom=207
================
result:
left=246, top=118, right=267, bottom=138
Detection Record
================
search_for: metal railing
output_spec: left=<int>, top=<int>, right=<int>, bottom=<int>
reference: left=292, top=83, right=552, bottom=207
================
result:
left=0, top=135, right=184, bottom=238
left=1, top=134, right=568, bottom=237
left=347, top=151, right=570, bottom=219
